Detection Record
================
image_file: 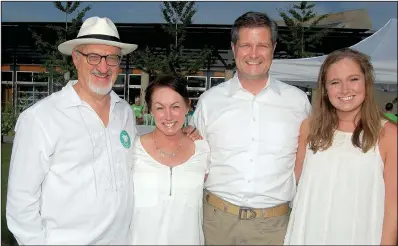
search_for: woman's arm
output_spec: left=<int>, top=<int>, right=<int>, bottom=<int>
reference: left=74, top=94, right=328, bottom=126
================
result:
left=294, top=118, right=310, bottom=184
left=380, top=122, right=397, bottom=245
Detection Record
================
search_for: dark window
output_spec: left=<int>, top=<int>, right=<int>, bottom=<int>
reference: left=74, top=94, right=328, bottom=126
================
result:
left=115, top=74, right=125, bottom=85
left=17, top=84, right=48, bottom=101
left=17, top=84, right=33, bottom=93
left=186, top=76, right=206, bottom=88
left=35, top=85, right=48, bottom=93
left=1, top=71, right=13, bottom=82
left=17, top=72, right=32, bottom=82
left=188, top=90, right=204, bottom=99
left=16, top=84, right=39, bottom=110
left=129, top=74, right=141, bottom=86
left=210, top=77, right=225, bottom=88
left=128, top=88, right=141, bottom=104
left=32, top=72, right=48, bottom=82
left=113, top=86, right=125, bottom=99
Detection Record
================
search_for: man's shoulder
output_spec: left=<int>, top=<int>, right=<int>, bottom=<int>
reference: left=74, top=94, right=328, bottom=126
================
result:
left=198, top=78, right=231, bottom=102
left=22, top=90, right=65, bottom=116
left=118, top=98, right=132, bottom=109
left=16, top=89, right=66, bottom=128
left=114, top=98, right=136, bottom=126
left=274, top=79, right=310, bottom=102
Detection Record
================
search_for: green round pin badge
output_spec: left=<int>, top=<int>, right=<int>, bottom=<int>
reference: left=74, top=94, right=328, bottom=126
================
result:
left=120, top=130, right=131, bottom=149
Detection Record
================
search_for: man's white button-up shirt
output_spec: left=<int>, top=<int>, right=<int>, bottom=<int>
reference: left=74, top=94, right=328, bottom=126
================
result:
left=6, top=81, right=136, bottom=245
left=191, top=73, right=311, bottom=208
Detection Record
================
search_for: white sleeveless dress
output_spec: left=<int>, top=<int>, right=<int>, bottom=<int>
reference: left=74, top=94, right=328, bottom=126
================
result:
left=284, top=121, right=387, bottom=245
left=131, top=137, right=210, bottom=245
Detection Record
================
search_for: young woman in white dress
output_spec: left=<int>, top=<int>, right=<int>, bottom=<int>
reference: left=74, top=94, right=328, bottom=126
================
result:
left=130, top=75, right=209, bottom=245
left=284, top=48, right=397, bottom=245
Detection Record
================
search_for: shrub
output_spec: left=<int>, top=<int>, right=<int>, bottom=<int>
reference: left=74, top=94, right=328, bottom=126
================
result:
left=1, top=103, right=18, bottom=136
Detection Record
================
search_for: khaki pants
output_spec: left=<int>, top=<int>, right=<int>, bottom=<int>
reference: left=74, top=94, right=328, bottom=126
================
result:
left=203, top=191, right=289, bottom=245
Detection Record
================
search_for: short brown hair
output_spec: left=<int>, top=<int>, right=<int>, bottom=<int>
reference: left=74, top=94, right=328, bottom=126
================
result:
left=231, top=12, right=278, bottom=45
left=145, top=75, right=189, bottom=111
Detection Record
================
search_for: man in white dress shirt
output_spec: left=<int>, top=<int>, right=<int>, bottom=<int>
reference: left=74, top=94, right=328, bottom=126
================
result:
left=190, top=12, right=311, bottom=245
left=6, top=17, right=138, bottom=245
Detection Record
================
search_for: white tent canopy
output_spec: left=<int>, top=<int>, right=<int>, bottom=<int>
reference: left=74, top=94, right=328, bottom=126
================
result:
left=270, top=19, right=397, bottom=91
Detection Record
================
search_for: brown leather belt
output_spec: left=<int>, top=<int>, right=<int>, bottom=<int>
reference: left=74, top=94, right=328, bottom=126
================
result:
left=205, top=192, right=289, bottom=220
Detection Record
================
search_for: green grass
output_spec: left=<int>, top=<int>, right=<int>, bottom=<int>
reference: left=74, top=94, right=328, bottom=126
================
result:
left=1, top=143, right=16, bottom=245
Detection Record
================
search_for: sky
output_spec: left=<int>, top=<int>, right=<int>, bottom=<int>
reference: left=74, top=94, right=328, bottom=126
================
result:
left=1, top=1, right=397, bottom=31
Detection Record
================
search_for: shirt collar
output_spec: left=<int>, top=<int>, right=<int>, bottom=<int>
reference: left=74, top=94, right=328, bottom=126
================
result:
left=57, top=80, right=121, bottom=109
left=228, top=72, right=281, bottom=97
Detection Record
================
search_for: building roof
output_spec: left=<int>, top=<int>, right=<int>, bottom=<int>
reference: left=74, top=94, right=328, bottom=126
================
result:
left=274, top=9, right=373, bottom=29
left=2, top=21, right=373, bottom=69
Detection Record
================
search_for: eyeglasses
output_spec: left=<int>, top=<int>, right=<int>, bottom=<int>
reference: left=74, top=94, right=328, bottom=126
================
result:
left=75, top=50, right=122, bottom=66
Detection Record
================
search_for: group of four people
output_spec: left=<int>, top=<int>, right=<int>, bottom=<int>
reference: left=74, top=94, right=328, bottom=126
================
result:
left=6, top=11, right=397, bottom=245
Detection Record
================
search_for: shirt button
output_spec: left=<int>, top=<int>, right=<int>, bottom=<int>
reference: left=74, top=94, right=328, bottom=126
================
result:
left=252, top=137, right=255, bottom=141
left=250, top=159, right=253, bottom=162
left=253, top=118, right=256, bottom=121
left=248, top=180, right=251, bottom=183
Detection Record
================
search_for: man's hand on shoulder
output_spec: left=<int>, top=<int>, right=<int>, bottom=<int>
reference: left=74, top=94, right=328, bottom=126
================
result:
left=182, top=125, right=203, bottom=141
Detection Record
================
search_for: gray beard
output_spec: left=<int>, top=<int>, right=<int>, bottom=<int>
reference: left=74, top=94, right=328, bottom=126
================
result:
left=88, top=74, right=113, bottom=95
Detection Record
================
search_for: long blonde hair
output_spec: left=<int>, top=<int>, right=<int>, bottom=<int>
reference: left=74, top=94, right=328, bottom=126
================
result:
left=308, top=48, right=384, bottom=153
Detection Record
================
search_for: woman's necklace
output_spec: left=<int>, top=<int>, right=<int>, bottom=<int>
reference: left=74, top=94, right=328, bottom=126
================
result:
left=152, top=130, right=183, bottom=158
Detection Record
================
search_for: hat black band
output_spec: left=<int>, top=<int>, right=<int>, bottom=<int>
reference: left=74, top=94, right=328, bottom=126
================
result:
left=77, top=34, right=120, bottom=42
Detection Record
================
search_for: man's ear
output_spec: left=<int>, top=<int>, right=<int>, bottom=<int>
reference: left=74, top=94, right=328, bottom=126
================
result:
left=231, top=42, right=236, bottom=57
left=72, top=49, right=79, bottom=68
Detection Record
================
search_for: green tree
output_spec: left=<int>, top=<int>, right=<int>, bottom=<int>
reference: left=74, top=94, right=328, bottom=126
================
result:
left=278, top=1, right=329, bottom=58
left=30, top=1, right=91, bottom=93
left=131, top=1, right=212, bottom=79
left=1, top=93, right=30, bottom=137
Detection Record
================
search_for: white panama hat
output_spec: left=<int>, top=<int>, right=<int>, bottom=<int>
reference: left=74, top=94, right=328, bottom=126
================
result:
left=58, top=16, right=138, bottom=55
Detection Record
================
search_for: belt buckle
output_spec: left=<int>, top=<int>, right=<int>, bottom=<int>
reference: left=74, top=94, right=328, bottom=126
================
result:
left=238, top=207, right=257, bottom=220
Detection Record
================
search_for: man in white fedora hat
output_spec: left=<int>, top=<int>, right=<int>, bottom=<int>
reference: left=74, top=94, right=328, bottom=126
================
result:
left=6, top=16, right=138, bottom=245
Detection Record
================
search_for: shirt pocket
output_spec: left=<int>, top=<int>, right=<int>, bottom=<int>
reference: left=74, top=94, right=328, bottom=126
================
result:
left=133, top=173, right=158, bottom=207
left=259, top=122, right=298, bottom=154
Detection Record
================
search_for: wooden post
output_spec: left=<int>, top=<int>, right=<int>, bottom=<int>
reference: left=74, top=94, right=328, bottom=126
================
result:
left=311, top=88, right=317, bottom=105
left=140, top=71, right=149, bottom=113
left=225, top=69, right=234, bottom=81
